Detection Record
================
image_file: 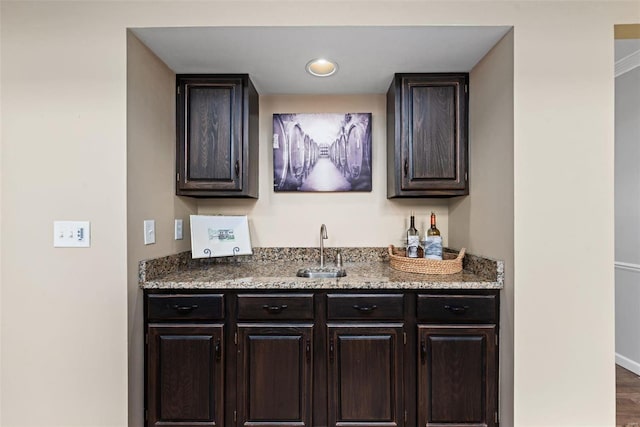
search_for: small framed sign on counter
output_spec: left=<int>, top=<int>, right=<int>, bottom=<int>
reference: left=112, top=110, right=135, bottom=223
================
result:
left=190, top=215, right=252, bottom=259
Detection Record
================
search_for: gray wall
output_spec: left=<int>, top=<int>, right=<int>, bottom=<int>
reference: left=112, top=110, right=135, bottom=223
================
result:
left=615, top=64, right=640, bottom=373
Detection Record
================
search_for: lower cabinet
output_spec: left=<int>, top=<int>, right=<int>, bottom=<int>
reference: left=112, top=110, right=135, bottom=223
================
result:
left=328, top=325, right=404, bottom=427
left=236, top=324, right=313, bottom=426
left=418, top=325, right=497, bottom=427
left=144, top=290, right=499, bottom=427
left=147, top=324, right=225, bottom=427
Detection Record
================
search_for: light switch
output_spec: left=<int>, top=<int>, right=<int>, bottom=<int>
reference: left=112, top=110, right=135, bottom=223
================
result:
left=175, top=219, right=183, bottom=240
left=144, top=220, right=155, bottom=245
left=54, top=221, right=91, bottom=248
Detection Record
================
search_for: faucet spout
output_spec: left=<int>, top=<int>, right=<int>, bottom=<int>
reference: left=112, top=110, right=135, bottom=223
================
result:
left=320, top=224, right=328, bottom=267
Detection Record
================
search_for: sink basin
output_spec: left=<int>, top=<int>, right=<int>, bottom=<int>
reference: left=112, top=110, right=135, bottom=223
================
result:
left=296, top=267, right=347, bottom=279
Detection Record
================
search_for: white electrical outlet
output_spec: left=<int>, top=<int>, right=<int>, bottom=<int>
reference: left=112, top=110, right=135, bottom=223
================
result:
left=54, top=221, right=91, bottom=248
left=144, top=220, right=156, bottom=245
left=175, top=219, right=183, bottom=240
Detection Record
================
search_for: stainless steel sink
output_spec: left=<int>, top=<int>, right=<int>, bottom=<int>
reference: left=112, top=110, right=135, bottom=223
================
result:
left=296, top=267, right=347, bottom=279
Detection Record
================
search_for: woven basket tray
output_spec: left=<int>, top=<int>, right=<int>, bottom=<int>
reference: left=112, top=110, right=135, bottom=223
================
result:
left=388, top=245, right=466, bottom=275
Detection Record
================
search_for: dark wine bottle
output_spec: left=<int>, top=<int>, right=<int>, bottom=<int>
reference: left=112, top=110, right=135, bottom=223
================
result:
left=406, top=213, right=420, bottom=258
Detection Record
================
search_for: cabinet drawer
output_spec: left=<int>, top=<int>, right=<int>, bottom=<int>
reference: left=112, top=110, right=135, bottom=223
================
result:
left=147, top=294, right=224, bottom=321
left=327, top=294, right=404, bottom=320
left=417, top=295, right=496, bottom=323
left=237, top=294, right=314, bottom=320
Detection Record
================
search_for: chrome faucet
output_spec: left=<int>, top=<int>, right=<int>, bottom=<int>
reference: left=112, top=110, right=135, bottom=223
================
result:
left=295, top=224, right=345, bottom=279
left=320, top=224, right=328, bottom=268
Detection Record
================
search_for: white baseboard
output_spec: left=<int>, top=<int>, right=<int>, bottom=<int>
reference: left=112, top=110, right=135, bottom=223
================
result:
left=616, top=353, right=640, bottom=375
left=616, top=263, right=640, bottom=376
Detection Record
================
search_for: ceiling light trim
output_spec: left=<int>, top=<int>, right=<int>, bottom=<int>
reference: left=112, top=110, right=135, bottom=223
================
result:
left=305, top=58, right=338, bottom=77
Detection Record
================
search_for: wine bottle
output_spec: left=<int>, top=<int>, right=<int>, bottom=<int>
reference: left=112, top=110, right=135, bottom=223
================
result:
left=406, top=213, right=420, bottom=258
left=424, top=212, right=443, bottom=260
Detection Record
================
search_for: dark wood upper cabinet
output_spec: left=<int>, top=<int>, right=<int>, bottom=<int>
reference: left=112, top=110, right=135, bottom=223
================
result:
left=176, top=74, right=258, bottom=198
left=147, top=323, right=224, bottom=427
left=387, top=73, right=469, bottom=197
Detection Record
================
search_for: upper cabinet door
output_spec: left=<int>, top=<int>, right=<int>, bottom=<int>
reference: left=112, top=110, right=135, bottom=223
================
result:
left=387, top=73, right=468, bottom=198
left=176, top=75, right=259, bottom=198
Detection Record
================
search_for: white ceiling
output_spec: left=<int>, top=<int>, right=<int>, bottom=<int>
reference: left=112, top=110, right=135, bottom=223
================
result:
left=132, top=26, right=512, bottom=95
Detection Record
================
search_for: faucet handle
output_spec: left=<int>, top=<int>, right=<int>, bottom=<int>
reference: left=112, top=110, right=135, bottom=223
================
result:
left=335, top=250, right=343, bottom=267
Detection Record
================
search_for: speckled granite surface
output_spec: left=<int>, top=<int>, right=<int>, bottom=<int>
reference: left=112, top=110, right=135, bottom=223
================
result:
left=139, top=247, right=503, bottom=290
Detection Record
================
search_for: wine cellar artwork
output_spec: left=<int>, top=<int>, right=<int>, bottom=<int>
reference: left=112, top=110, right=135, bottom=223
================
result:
left=273, top=113, right=372, bottom=192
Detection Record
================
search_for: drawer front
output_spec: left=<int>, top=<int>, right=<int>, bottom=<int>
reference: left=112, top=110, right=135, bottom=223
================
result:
left=237, top=294, right=314, bottom=320
left=417, top=294, right=496, bottom=323
left=327, top=294, right=404, bottom=320
left=147, top=294, right=224, bottom=321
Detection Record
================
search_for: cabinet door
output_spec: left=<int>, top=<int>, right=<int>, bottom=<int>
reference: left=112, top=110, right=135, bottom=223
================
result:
left=418, top=325, right=497, bottom=427
left=387, top=73, right=468, bottom=197
left=176, top=75, right=259, bottom=198
left=147, top=324, right=224, bottom=427
left=237, top=324, right=313, bottom=427
left=327, top=324, right=404, bottom=427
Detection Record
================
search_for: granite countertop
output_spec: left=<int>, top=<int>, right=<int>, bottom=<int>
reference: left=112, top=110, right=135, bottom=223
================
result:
left=139, top=247, right=503, bottom=290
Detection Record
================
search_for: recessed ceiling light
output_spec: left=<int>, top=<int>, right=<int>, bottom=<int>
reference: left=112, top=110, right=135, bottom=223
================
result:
left=305, top=58, right=338, bottom=77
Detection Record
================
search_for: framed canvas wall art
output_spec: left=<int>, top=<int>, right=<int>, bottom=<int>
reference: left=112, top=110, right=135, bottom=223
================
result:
left=273, top=113, right=372, bottom=192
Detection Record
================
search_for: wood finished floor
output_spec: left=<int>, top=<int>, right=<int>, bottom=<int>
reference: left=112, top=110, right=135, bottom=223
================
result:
left=618, top=365, right=640, bottom=426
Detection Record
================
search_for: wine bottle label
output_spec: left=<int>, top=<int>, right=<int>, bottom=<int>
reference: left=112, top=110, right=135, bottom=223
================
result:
left=407, top=235, right=420, bottom=258
left=423, top=236, right=443, bottom=260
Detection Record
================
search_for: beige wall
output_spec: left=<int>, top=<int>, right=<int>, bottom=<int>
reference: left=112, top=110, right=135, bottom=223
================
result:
left=2, top=2, right=639, bottom=426
left=449, top=29, right=514, bottom=426
left=511, top=7, right=631, bottom=424
left=198, top=94, right=449, bottom=248
left=1, top=2, right=130, bottom=425
left=0, top=2, right=3, bottom=423
left=126, top=33, right=197, bottom=426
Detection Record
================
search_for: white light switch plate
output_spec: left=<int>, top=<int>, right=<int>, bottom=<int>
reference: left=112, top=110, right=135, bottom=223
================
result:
left=144, top=220, right=156, bottom=245
left=175, top=219, right=183, bottom=240
left=54, top=221, right=91, bottom=248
